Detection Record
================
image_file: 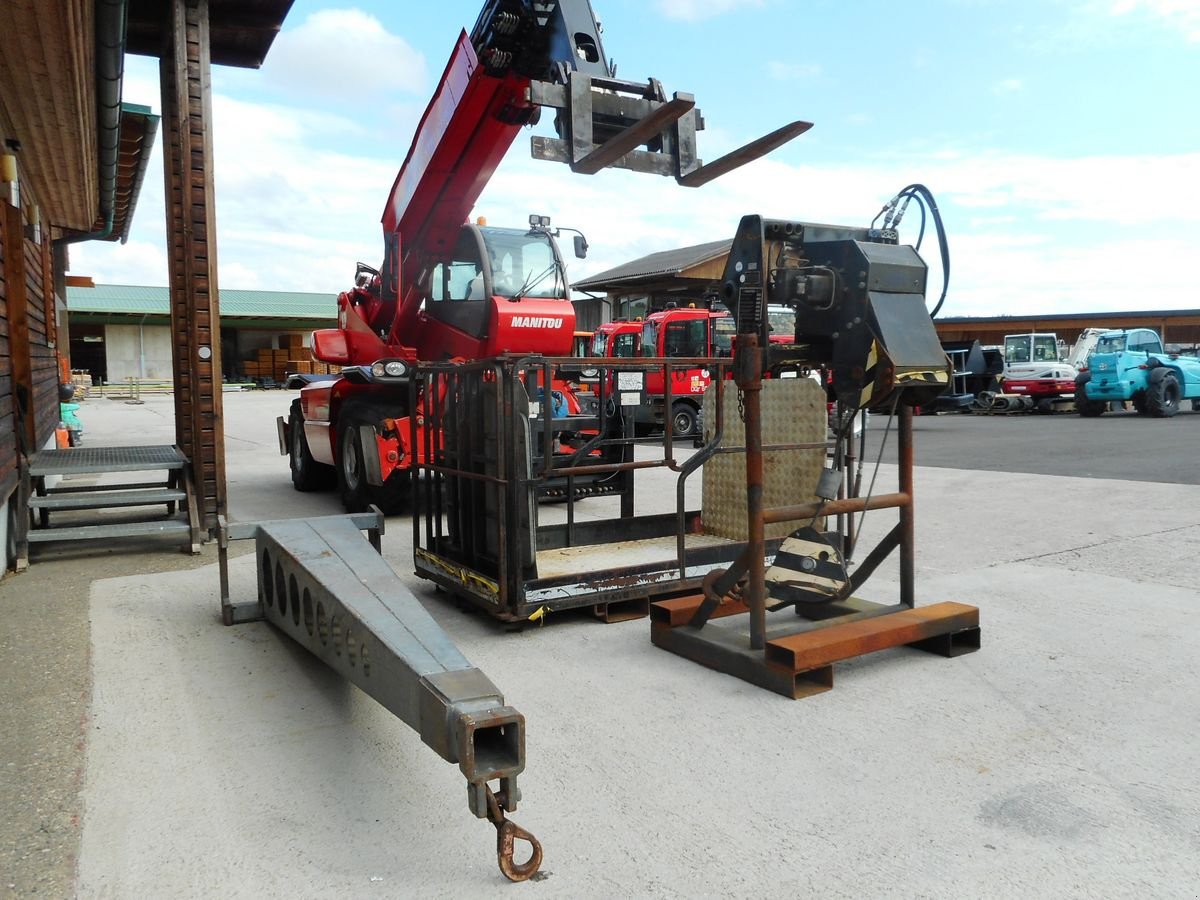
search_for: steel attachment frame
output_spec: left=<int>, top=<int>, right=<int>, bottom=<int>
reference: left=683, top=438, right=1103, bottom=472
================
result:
left=217, top=510, right=542, bottom=881
left=651, top=335, right=981, bottom=698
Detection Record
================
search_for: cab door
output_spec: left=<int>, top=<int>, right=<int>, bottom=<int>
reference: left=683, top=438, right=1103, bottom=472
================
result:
left=425, top=226, right=491, bottom=343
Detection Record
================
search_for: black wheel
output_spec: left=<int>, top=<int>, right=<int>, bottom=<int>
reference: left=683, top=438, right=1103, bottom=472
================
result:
left=1132, top=391, right=1149, bottom=415
left=1191, top=398, right=1200, bottom=412
left=336, top=411, right=411, bottom=514
left=670, top=402, right=698, bottom=437
left=289, top=399, right=335, bottom=491
left=1074, top=377, right=1106, bottom=417
left=337, top=417, right=369, bottom=512
left=1146, top=369, right=1180, bottom=418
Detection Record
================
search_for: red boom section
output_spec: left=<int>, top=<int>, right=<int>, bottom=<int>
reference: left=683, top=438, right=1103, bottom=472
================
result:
left=384, top=32, right=534, bottom=344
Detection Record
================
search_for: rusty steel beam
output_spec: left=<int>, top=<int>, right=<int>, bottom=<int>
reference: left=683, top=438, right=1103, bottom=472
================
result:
left=761, top=491, right=911, bottom=526
left=764, top=601, right=981, bottom=671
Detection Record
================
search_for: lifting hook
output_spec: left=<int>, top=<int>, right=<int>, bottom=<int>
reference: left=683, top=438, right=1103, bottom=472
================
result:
left=486, top=785, right=543, bottom=882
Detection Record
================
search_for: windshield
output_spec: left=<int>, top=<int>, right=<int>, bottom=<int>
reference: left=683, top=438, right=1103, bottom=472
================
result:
left=1095, top=335, right=1126, bottom=354
left=480, top=227, right=565, bottom=299
left=591, top=332, right=609, bottom=356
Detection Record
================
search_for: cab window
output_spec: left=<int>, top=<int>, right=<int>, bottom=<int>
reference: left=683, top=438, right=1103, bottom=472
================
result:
left=1129, top=332, right=1163, bottom=355
left=713, top=318, right=736, bottom=357
left=612, top=332, right=639, bottom=358
left=664, top=319, right=707, bottom=357
left=1032, top=335, right=1058, bottom=362
left=430, top=230, right=485, bottom=302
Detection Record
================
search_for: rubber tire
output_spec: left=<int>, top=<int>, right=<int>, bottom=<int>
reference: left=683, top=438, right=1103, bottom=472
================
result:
left=670, top=402, right=699, bottom=437
left=1132, top=391, right=1149, bottom=415
left=1074, top=377, right=1106, bottom=417
left=1146, top=370, right=1181, bottom=418
left=1192, top=398, right=1200, bottom=412
left=336, top=411, right=411, bottom=514
left=289, top=399, right=335, bottom=492
left=337, top=417, right=369, bottom=512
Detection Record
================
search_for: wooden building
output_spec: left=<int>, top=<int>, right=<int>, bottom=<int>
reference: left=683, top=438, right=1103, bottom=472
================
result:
left=1, top=0, right=294, bottom=571
left=573, top=239, right=732, bottom=326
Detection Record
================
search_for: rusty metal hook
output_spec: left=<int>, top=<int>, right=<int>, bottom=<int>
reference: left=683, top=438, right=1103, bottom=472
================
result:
left=486, top=785, right=543, bottom=882
left=496, top=818, right=543, bottom=882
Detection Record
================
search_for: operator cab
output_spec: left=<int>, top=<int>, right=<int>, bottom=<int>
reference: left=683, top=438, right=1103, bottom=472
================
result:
left=1094, top=329, right=1163, bottom=356
left=422, top=215, right=581, bottom=356
left=425, top=220, right=569, bottom=337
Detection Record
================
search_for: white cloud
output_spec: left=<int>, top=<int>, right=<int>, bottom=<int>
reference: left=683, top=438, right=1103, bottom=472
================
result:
left=68, top=238, right=169, bottom=287
left=655, top=0, right=765, bottom=22
left=204, top=94, right=399, bottom=291
left=260, top=9, right=427, bottom=100
left=74, top=59, right=1200, bottom=319
left=992, top=77, right=1023, bottom=94
left=1109, top=0, right=1200, bottom=41
left=948, top=234, right=1195, bottom=315
left=476, top=146, right=1200, bottom=316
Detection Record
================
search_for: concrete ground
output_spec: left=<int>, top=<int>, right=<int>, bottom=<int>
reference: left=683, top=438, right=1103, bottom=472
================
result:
left=2, top=389, right=1199, bottom=897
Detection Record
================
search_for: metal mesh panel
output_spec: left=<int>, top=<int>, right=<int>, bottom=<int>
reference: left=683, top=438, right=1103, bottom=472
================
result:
left=700, top=377, right=826, bottom=540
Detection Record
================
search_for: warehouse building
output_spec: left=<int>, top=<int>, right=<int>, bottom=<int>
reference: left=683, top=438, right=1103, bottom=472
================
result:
left=65, top=282, right=337, bottom=384
left=577, top=239, right=1200, bottom=350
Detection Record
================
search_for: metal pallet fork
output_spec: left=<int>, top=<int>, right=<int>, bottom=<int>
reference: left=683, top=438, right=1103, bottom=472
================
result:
left=217, top=510, right=542, bottom=882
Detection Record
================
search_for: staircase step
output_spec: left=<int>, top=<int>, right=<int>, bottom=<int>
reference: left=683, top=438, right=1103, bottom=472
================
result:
left=27, top=518, right=193, bottom=543
left=29, top=445, right=187, bottom=477
left=29, top=488, right=185, bottom=511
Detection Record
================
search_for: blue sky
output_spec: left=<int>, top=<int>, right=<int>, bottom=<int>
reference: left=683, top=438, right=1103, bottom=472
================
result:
left=72, top=0, right=1200, bottom=316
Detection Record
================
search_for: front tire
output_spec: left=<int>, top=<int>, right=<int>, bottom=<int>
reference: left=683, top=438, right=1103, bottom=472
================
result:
left=337, top=412, right=411, bottom=514
left=670, top=402, right=699, bottom=437
left=1146, top=369, right=1181, bottom=418
left=289, top=399, right=335, bottom=491
left=1074, top=377, right=1106, bottom=417
left=337, top=418, right=369, bottom=512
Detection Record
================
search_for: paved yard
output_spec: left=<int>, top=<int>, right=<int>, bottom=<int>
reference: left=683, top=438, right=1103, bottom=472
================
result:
left=3, top=391, right=1198, bottom=897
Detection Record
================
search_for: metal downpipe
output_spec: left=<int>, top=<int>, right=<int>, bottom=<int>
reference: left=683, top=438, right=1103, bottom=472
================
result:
left=61, top=0, right=128, bottom=244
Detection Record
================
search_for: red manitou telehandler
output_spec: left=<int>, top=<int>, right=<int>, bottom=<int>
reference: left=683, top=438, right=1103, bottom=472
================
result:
left=278, top=0, right=810, bottom=512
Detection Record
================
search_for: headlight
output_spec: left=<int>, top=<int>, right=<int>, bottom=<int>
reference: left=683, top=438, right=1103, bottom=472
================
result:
left=370, top=359, right=409, bottom=379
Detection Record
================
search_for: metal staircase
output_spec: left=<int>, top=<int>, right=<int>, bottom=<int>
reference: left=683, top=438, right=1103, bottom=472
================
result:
left=14, top=445, right=203, bottom=570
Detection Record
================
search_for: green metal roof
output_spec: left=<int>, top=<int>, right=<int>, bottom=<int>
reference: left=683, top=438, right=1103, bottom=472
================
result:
left=66, top=283, right=336, bottom=320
